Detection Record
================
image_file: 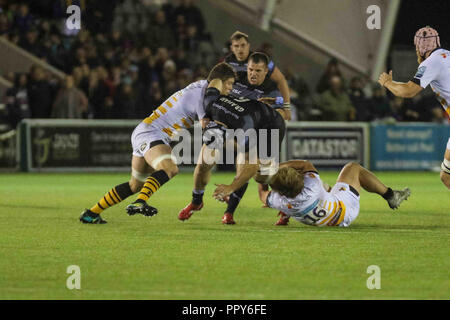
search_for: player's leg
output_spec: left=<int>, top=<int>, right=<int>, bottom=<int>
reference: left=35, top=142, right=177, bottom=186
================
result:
left=178, top=144, right=216, bottom=220
left=80, top=156, right=153, bottom=224
left=336, top=162, right=410, bottom=209
left=439, top=139, right=450, bottom=189
left=126, top=143, right=177, bottom=216
left=221, top=152, right=252, bottom=225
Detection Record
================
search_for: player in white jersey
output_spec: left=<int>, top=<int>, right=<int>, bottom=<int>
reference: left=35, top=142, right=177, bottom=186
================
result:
left=79, top=62, right=236, bottom=224
left=257, top=160, right=411, bottom=227
left=378, top=26, right=450, bottom=189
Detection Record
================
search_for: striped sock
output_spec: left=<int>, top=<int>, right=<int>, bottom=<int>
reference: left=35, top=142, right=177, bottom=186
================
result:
left=90, top=182, right=134, bottom=214
left=136, top=170, right=170, bottom=202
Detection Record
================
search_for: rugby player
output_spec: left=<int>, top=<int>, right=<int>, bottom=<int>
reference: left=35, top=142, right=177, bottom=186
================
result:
left=178, top=52, right=290, bottom=224
left=378, top=26, right=450, bottom=189
left=79, top=62, right=236, bottom=224
left=178, top=79, right=286, bottom=224
left=257, top=160, right=411, bottom=227
left=226, top=31, right=292, bottom=120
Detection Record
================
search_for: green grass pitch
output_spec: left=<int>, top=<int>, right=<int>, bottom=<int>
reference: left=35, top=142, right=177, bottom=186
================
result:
left=0, top=171, right=448, bottom=300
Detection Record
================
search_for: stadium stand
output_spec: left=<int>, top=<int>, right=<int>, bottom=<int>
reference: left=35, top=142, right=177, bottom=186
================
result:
left=0, top=0, right=447, bottom=132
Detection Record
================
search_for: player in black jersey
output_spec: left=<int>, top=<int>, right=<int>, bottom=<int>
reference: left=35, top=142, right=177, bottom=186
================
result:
left=224, top=31, right=292, bottom=120
left=178, top=78, right=286, bottom=224
left=231, top=52, right=291, bottom=120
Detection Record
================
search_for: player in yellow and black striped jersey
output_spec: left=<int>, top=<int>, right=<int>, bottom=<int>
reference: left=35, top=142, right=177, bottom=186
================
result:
left=79, top=62, right=237, bottom=224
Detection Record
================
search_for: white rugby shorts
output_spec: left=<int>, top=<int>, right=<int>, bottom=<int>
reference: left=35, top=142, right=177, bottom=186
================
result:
left=330, top=182, right=360, bottom=227
left=131, top=122, right=170, bottom=157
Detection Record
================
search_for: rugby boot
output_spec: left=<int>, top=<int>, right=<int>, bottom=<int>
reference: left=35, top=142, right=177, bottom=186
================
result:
left=126, top=201, right=158, bottom=217
left=79, top=209, right=107, bottom=224
left=178, top=202, right=204, bottom=221
left=222, top=213, right=236, bottom=225
left=275, top=211, right=290, bottom=226
left=387, top=188, right=411, bottom=210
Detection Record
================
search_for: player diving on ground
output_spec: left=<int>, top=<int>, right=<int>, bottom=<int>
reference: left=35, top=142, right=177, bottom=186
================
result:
left=79, top=62, right=237, bottom=224
left=256, top=160, right=411, bottom=227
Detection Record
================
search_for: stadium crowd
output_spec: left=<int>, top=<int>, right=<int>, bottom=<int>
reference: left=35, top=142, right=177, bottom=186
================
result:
left=0, top=0, right=447, bottom=130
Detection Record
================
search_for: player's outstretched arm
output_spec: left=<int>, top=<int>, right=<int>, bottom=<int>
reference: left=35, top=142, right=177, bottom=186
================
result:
left=213, top=152, right=259, bottom=201
left=378, top=70, right=422, bottom=98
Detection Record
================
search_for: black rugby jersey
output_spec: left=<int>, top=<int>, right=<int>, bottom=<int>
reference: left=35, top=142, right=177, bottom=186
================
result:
left=204, top=89, right=284, bottom=132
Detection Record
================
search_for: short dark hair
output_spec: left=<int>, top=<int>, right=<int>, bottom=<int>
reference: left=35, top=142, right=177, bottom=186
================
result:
left=207, top=62, right=237, bottom=82
left=248, top=52, right=270, bottom=67
left=230, top=31, right=249, bottom=43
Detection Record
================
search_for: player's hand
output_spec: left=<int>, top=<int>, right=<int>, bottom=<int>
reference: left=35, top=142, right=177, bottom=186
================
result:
left=257, top=97, right=276, bottom=105
left=200, top=118, right=210, bottom=129
left=213, top=184, right=234, bottom=202
left=378, top=70, right=393, bottom=87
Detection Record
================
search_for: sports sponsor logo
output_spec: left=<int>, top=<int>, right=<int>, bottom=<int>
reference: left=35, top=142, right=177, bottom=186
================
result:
left=415, top=66, right=427, bottom=79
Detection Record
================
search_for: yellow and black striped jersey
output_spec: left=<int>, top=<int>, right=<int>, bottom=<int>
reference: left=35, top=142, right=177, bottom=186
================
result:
left=142, top=80, right=208, bottom=138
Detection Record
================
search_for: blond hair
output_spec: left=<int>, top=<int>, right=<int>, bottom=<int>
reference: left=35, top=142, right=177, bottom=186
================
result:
left=269, top=167, right=304, bottom=198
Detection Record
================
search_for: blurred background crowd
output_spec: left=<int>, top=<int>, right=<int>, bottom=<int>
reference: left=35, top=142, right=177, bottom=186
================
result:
left=0, top=0, right=447, bottom=129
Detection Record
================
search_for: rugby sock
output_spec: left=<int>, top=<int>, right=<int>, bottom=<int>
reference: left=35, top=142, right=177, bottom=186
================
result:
left=192, top=189, right=205, bottom=205
left=225, top=182, right=249, bottom=215
left=91, top=182, right=134, bottom=214
left=135, top=170, right=170, bottom=203
left=382, top=187, right=394, bottom=200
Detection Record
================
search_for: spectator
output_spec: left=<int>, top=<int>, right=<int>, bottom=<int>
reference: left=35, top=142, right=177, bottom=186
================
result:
left=0, top=9, right=10, bottom=34
left=5, top=73, right=30, bottom=127
left=316, top=58, right=344, bottom=94
left=369, top=85, right=391, bottom=121
left=173, top=48, right=190, bottom=70
left=52, top=75, right=88, bottom=118
left=412, top=91, right=445, bottom=122
left=27, top=66, right=55, bottom=118
left=113, top=83, right=137, bottom=119
left=389, top=97, right=409, bottom=122
left=284, top=67, right=314, bottom=120
left=154, top=47, right=170, bottom=75
left=85, top=0, right=114, bottom=34
left=13, top=3, right=34, bottom=35
left=85, top=70, right=109, bottom=119
left=348, top=76, right=371, bottom=121
left=173, top=0, right=205, bottom=36
left=139, top=54, right=159, bottom=87
left=160, top=59, right=178, bottom=97
left=181, top=24, right=202, bottom=62
left=146, top=9, right=176, bottom=50
left=318, top=75, right=355, bottom=121
left=18, top=29, right=43, bottom=57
